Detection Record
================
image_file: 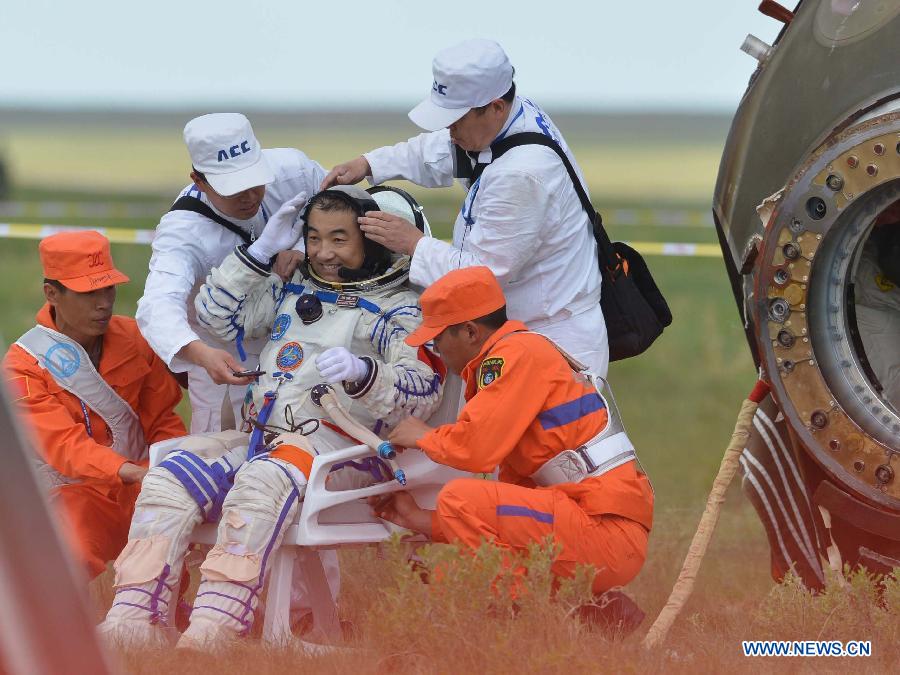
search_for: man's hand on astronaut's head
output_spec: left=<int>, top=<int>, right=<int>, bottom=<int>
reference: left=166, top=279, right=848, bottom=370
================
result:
left=180, top=341, right=259, bottom=386
left=118, top=462, right=148, bottom=484
left=388, top=416, right=434, bottom=450
left=246, top=191, right=309, bottom=263
left=315, top=347, right=369, bottom=384
left=368, top=491, right=433, bottom=537
left=273, top=249, right=305, bottom=282
left=320, top=156, right=371, bottom=190
left=358, top=211, right=424, bottom=256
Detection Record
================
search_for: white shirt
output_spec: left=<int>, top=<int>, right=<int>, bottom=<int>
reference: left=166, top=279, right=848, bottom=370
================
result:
left=364, top=97, right=606, bottom=369
left=136, top=148, right=325, bottom=371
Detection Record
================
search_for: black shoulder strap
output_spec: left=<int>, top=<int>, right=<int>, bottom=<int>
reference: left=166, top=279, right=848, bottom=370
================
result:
left=453, top=144, right=492, bottom=185
left=453, top=144, right=474, bottom=181
left=169, top=195, right=251, bottom=246
left=484, top=132, right=616, bottom=266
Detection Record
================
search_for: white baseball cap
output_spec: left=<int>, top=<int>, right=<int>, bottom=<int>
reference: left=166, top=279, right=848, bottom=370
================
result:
left=408, top=39, right=514, bottom=132
left=183, top=113, right=275, bottom=196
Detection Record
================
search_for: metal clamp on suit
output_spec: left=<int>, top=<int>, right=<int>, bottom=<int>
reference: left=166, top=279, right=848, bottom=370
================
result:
left=530, top=376, right=637, bottom=487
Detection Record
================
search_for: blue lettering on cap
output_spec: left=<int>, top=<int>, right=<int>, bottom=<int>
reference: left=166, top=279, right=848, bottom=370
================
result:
left=432, top=81, right=447, bottom=95
left=217, top=141, right=252, bottom=161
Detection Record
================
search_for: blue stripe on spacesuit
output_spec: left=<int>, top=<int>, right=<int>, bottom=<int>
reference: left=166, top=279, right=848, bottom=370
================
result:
left=211, top=456, right=302, bottom=635
left=393, top=366, right=440, bottom=400
left=196, top=308, right=237, bottom=340
left=314, top=290, right=382, bottom=315
left=202, top=282, right=249, bottom=357
left=234, top=325, right=247, bottom=362
left=283, top=282, right=305, bottom=295
left=369, top=305, right=420, bottom=355
left=213, top=284, right=242, bottom=304
left=179, top=452, right=237, bottom=522
left=158, top=458, right=211, bottom=521
left=205, top=286, right=239, bottom=314
left=167, top=455, right=218, bottom=503
left=159, top=451, right=240, bottom=523
left=275, top=283, right=303, bottom=313
left=282, top=283, right=383, bottom=315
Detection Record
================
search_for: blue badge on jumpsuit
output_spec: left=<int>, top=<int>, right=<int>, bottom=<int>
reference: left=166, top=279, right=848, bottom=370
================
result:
left=271, top=313, right=291, bottom=341
left=44, top=342, right=81, bottom=379
left=275, top=341, right=304, bottom=371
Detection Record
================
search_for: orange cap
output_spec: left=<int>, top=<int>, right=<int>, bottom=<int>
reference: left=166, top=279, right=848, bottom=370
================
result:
left=39, top=231, right=130, bottom=292
left=406, top=266, right=506, bottom=346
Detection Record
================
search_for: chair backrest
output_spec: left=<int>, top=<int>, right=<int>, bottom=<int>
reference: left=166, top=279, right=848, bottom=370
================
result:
left=295, top=372, right=469, bottom=546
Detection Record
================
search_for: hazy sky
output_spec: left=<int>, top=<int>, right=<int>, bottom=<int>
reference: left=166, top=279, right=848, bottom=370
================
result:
left=0, top=0, right=784, bottom=110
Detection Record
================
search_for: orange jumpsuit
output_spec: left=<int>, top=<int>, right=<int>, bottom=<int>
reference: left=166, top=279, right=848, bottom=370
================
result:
left=418, top=321, right=654, bottom=593
left=3, top=304, right=186, bottom=578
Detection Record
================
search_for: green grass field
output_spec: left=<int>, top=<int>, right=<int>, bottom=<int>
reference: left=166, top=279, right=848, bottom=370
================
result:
left=2, top=111, right=896, bottom=671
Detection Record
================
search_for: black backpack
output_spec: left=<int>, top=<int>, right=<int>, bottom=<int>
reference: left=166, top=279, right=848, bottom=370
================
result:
left=469, top=132, right=672, bottom=362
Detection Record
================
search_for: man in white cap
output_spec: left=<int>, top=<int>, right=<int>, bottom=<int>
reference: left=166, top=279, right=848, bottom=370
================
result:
left=137, top=113, right=325, bottom=433
left=322, top=39, right=608, bottom=376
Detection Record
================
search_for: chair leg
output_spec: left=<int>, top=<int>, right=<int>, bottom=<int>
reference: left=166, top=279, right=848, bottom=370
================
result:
left=262, top=546, right=296, bottom=644
left=295, top=548, right=342, bottom=643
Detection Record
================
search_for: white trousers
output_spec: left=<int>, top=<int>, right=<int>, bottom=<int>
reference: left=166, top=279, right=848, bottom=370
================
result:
left=187, top=360, right=257, bottom=433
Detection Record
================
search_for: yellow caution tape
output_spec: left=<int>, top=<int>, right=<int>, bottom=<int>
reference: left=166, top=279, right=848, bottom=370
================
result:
left=0, top=224, right=722, bottom=258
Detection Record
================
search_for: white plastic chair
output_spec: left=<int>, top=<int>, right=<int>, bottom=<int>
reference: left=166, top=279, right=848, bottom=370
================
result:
left=149, top=374, right=467, bottom=644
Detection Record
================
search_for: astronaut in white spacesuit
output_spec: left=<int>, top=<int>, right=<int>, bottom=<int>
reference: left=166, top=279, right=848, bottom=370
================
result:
left=99, top=185, right=443, bottom=645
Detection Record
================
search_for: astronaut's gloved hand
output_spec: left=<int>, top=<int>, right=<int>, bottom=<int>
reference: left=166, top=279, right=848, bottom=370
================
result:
left=316, top=347, right=370, bottom=384
left=246, top=192, right=308, bottom=263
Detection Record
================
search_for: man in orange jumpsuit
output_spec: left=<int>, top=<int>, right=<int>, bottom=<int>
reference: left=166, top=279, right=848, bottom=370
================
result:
left=3, top=231, right=186, bottom=579
left=375, top=266, right=653, bottom=598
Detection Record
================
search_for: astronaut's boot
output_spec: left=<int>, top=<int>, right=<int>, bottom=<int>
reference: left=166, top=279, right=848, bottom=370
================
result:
left=177, top=446, right=311, bottom=649
left=98, top=439, right=245, bottom=647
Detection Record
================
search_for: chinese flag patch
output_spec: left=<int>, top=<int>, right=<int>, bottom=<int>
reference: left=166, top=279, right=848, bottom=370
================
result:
left=6, top=376, right=30, bottom=401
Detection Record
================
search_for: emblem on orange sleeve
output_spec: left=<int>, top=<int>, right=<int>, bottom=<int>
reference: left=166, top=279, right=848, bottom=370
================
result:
left=7, top=375, right=30, bottom=401
left=478, top=357, right=504, bottom=389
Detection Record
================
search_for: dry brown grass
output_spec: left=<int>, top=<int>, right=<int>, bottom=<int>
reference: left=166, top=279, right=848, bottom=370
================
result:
left=90, top=492, right=899, bottom=674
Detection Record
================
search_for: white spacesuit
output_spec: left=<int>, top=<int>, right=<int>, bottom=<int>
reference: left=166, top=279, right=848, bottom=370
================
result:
left=855, top=230, right=900, bottom=409
left=99, top=186, right=443, bottom=646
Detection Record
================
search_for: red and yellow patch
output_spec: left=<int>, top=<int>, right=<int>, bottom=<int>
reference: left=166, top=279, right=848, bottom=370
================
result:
left=478, top=357, right=505, bottom=389
left=6, top=375, right=30, bottom=401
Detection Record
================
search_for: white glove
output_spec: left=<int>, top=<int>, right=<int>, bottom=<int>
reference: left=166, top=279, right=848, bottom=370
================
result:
left=246, top=192, right=308, bottom=263
left=316, top=347, right=369, bottom=384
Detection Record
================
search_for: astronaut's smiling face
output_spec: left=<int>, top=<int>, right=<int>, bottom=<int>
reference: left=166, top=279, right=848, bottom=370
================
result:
left=305, top=207, right=366, bottom=281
